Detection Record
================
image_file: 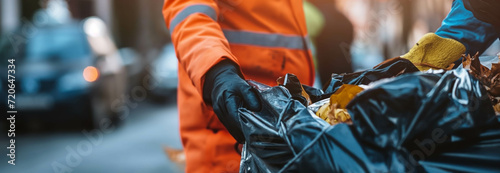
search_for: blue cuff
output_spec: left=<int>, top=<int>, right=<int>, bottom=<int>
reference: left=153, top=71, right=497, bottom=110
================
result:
left=436, top=0, right=500, bottom=55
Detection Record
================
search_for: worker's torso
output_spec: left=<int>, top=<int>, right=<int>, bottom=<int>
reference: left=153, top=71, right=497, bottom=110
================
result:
left=215, top=0, right=314, bottom=86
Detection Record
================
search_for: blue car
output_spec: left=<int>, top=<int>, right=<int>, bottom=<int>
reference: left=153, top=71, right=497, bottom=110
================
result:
left=0, top=17, right=126, bottom=130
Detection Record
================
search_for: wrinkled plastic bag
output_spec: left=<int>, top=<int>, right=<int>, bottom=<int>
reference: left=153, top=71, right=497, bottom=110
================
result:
left=238, top=68, right=500, bottom=172
left=323, top=57, right=420, bottom=94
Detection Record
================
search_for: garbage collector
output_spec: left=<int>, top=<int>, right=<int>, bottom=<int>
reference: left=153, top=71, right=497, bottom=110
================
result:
left=163, top=0, right=314, bottom=172
left=162, top=0, right=500, bottom=172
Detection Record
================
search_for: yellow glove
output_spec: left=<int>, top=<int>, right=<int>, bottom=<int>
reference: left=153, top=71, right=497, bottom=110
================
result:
left=402, top=33, right=466, bottom=71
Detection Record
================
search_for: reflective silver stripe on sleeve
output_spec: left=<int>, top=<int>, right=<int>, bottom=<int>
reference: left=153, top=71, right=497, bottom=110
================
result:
left=223, top=30, right=308, bottom=50
left=169, top=4, right=217, bottom=34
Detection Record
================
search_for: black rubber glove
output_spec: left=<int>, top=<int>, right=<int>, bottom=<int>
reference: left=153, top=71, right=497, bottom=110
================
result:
left=203, top=60, right=261, bottom=143
left=464, top=0, right=500, bottom=30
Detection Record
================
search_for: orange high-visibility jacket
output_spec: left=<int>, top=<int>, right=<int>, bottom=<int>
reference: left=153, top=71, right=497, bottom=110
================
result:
left=163, top=0, right=314, bottom=172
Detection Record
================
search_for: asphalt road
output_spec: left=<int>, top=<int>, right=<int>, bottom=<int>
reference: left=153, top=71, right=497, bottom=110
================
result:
left=0, top=101, right=183, bottom=173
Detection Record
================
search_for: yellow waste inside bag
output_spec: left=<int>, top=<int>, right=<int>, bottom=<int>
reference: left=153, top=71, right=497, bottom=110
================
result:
left=316, top=84, right=364, bottom=125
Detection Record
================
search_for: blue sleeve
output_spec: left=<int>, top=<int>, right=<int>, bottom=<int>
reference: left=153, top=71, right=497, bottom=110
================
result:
left=436, top=0, right=500, bottom=55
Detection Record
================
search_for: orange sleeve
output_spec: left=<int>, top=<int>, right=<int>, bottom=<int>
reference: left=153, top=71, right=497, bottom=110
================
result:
left=163, top=0, right=240, bottom=95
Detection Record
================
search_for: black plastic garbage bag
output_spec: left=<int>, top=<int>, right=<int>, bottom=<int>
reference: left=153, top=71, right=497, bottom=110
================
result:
left=283, top=57, right=420, bottom=104
left=323, top=57, right=419, bottom=94
left=238, top=68, right=500, bottom=172
left=418, top=127, right=500, bottom=172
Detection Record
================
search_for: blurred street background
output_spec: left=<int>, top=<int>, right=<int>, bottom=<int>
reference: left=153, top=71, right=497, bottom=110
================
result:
left=0, top=0, right=498, bottom=172
left=1, top=0, right=183, bottom=172
left=1, top=101, right=184, bottom=173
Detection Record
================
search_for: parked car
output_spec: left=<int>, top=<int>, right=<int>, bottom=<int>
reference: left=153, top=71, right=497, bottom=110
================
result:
left=148, top=43, right=178, bottom=102
left=0, top=17, right=126, bottom=130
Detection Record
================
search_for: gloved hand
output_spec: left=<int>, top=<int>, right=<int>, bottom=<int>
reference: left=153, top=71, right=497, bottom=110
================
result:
left=401, top=33, right=466, bottom=71
left=203, top=60, right=261, bottom=143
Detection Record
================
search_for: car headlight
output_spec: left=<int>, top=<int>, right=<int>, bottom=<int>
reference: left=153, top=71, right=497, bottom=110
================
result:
left=83, top=66, right=100, bottom=82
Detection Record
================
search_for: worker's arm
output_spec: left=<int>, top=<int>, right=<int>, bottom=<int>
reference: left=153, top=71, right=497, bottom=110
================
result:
left=163, top=0, right=238, bottom=94
left=163, top=0, right=261, bottom=143
left=436, top=0, right=500, bottom=55
left=402, top=0, right=500, bottom=71
left=462, top=0, right=500, bottom=39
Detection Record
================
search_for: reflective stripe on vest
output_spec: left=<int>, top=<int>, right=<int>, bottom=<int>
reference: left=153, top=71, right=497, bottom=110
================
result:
left=223, top=30, right=309, bottom=50
left=169, top=4, right=217, bottom=35
left=170, top=4, right=309, bottom=50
